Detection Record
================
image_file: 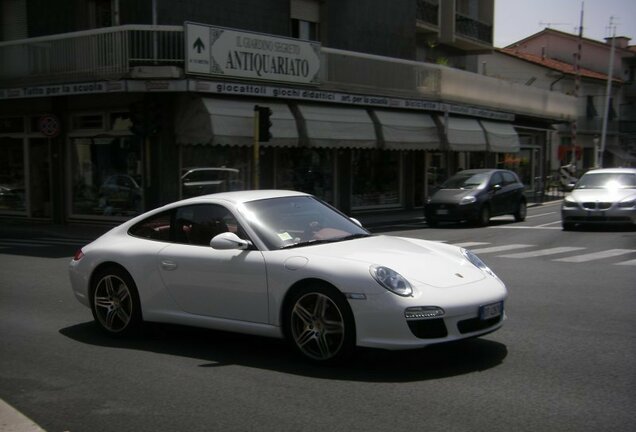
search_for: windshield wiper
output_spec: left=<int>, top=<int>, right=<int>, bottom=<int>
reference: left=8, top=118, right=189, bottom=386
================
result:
left=280, top=233, right=372, bottom=249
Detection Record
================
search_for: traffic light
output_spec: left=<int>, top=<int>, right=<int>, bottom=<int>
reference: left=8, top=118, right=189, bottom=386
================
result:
left=255, top=105, right=272, bottom=142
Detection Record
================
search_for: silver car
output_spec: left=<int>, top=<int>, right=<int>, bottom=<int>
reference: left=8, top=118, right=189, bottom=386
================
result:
left=561, top=168, right=636, bottom=230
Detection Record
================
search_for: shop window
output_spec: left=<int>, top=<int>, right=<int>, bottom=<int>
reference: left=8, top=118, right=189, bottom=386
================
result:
left=0, top=117, right=24, bottom=134
left=0, top=137, right=26, bottom=213
left=110, top=112, right=133, bottom=132
left=180, top=146, right=250, bottom=198
left=275, top=148, right=334, bottom=204
left=351, top=149, right=402, bottom=209
left=72, top=114, right=104, bottom=130
left=70, top=136, right=142, bottom=217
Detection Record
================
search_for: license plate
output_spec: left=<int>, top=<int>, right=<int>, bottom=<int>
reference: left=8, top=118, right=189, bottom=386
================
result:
left=436, top=209, right=449, bottom=215
left=479, top=301, right=503, bottom=320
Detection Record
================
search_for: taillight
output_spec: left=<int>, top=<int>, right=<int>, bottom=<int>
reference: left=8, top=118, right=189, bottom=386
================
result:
left=73, top=249, right=85, bottom=261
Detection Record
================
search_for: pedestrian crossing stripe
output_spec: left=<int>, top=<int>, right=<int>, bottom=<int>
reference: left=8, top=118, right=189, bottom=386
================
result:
left=447, top=242, right=636, bottom=266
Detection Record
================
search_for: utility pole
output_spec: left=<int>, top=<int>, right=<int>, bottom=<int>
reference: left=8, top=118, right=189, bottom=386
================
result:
left=599, top=18, right=616, bottom=168
left=570, top=2, right=584, bottom=166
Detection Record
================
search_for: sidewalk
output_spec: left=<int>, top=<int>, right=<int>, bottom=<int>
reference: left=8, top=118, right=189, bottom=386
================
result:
left=0, top=199, right=560, bottom=240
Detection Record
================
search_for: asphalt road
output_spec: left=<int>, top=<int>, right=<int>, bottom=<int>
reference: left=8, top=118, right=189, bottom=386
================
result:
left=1, top=203, right=634, bottom=432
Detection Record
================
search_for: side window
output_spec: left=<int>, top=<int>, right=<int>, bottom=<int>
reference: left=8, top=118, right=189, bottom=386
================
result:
left=174, top=204, right=247, bottom=246
left=490, top=172, right=504, bottom=187
left=502, top=171, right=517, bottom=186
left=129, top=210, right=172, bottom=241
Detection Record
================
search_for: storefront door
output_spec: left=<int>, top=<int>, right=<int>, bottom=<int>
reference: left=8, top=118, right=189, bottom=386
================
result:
left=29, top=138, right=52, bottom=218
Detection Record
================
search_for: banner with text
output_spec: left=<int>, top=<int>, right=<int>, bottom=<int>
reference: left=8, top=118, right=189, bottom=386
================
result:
left=185, top=22, right=321, bottom=85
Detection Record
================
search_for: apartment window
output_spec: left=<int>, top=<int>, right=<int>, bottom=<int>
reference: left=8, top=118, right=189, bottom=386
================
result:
left=291, top=19, right=319, bottom=41
left=291, top=0, right=320, bottom=41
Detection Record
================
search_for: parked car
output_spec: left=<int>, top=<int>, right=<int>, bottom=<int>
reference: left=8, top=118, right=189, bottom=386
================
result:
left=561, top=168, right=636, bottom=230
left=181, top=167, right=243, bottom=198
left=99, top=174, right=142, bottom=213
left=69, top=190, right=507, bottom=363
left=425, top=169, right=527, bottom=227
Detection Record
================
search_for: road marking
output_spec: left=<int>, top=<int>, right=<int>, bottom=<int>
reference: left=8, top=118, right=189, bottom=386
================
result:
left=0, top=238, right=84, bottom=247
left=616, top=259, right=636, bottom=266
left=498, top=246, right=585, bottom=259
left=535, top=220, right=562, bottom=227
left=470, top=244, right=533, bottom=254
left=525, top=212, right=557, bottom=219
left=452, top=242, right=491, bottom=248
left=488, top=226, right=561, bottom=230
left=0, top=241, right=46, bottom=248
left=554, top=249, right=636, bottom=263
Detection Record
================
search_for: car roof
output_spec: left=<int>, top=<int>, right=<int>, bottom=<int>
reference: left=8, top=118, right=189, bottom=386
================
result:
left=177, top=189, right=311, bottom=206
left=454, top=169, right=503, bottom=175
left=583, top=168, right=636, bottom=175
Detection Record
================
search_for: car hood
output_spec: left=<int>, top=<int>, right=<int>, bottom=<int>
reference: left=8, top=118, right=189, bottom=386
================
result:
left=300, top=235, right=486, bottom=288
left=429, top=189, right=477, bottom=203
left=569, top=188, right=636, bottom=202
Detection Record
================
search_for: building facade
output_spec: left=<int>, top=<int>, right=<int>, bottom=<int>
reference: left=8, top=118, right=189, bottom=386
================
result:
left=500, top=28, right=636, bottom=172
left=0, top=0, right=575, bottom=224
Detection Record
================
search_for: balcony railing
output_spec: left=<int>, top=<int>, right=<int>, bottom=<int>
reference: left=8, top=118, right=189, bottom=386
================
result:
left=0, top=25, right=576, bottom=122
left=0, top=25, right=183, bottom=86
left=416, top=0, right=439, bottom=26
left=455, top=13, right=492, bottom=45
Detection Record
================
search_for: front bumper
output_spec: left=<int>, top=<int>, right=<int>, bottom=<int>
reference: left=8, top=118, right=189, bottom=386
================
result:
left=348, top=280, right=507, bottom=350
left=425, top=202, right=480, bottom=222
left=562, top=203, right=636, bottom=225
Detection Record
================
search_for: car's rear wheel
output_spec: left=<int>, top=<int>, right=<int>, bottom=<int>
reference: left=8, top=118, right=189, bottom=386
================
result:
left=514, top=200, right=527, bottom=222
left=90, top=265, right=142, bottom=336
left=285, top=284, right=355, bottom=363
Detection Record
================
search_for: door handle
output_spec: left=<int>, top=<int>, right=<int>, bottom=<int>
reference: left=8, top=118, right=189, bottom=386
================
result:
left=161, top=259, right=178, bottom=271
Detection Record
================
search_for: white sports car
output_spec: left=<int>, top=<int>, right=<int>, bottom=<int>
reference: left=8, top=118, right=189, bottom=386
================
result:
left=69, top=190, right=507, bottom=363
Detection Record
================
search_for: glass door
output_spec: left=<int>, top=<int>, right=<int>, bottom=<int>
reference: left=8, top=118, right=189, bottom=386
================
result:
left=28, top=138, right=52, bottom=218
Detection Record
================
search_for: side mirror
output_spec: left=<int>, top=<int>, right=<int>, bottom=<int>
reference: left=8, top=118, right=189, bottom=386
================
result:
left=210, top=232, right=252, bottom=250
left=491, top=184, right=502, bottom=191
left=350, top=217, right=363, bottom=227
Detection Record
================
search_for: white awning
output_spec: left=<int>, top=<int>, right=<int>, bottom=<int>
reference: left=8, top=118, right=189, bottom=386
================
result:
left=175, top=97, right=298, bottom=147
left=480, top=121, right=521, bottom=153
left=297, top=104, right=377, bottom=149
left=374, top=110, right=440, bottom=151
left=444, top=117, right=487, bottom=152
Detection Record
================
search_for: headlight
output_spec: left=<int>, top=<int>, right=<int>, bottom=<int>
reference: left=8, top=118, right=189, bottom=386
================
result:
left=563, top=196, right=578, bottom=208
left=459, top=195, right=477, bottom=205
left=461, top=248, right=498, bottom=279
left=369, top=265, right=413, bottom=296
left=618, top=198, right=636, bottom=208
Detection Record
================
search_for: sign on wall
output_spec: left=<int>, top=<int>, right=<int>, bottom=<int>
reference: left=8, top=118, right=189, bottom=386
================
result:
left=185, top=22, right=321, bottom=85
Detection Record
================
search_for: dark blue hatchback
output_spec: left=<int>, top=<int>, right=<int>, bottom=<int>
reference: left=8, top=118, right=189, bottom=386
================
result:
left=425, top=169, right=526, bottom=227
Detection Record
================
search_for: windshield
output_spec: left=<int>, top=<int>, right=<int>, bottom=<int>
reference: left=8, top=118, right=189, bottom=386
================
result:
left=575, top=173, right=636, bottom=190
left=239, top=196, right=370, bottom=250
left=440, top=172, right=489, bottom=190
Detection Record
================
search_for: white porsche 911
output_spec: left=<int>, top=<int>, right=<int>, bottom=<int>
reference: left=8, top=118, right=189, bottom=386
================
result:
left=69, top=190, right=507, bottom=363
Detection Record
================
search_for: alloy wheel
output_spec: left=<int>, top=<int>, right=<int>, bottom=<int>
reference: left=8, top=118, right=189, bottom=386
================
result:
left=290, top=292, right=346, bottom=361
left=93, top=274, right=133, bottom=333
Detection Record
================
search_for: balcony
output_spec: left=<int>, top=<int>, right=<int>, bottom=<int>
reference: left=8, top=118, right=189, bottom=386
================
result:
left=577, top=117, right=619, bottom=134
left=455, top=13, right=492, bottom=47
left=416, top=0, right=439, bottom=27
left=0, top=25, right=183, bottom=86
left=0, top=25, right=576, bottom=122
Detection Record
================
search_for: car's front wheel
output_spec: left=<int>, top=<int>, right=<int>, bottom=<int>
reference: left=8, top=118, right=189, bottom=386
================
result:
left=90, top=265, right=142, bottom=336
left=285, top=284, right=355, bottom=363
